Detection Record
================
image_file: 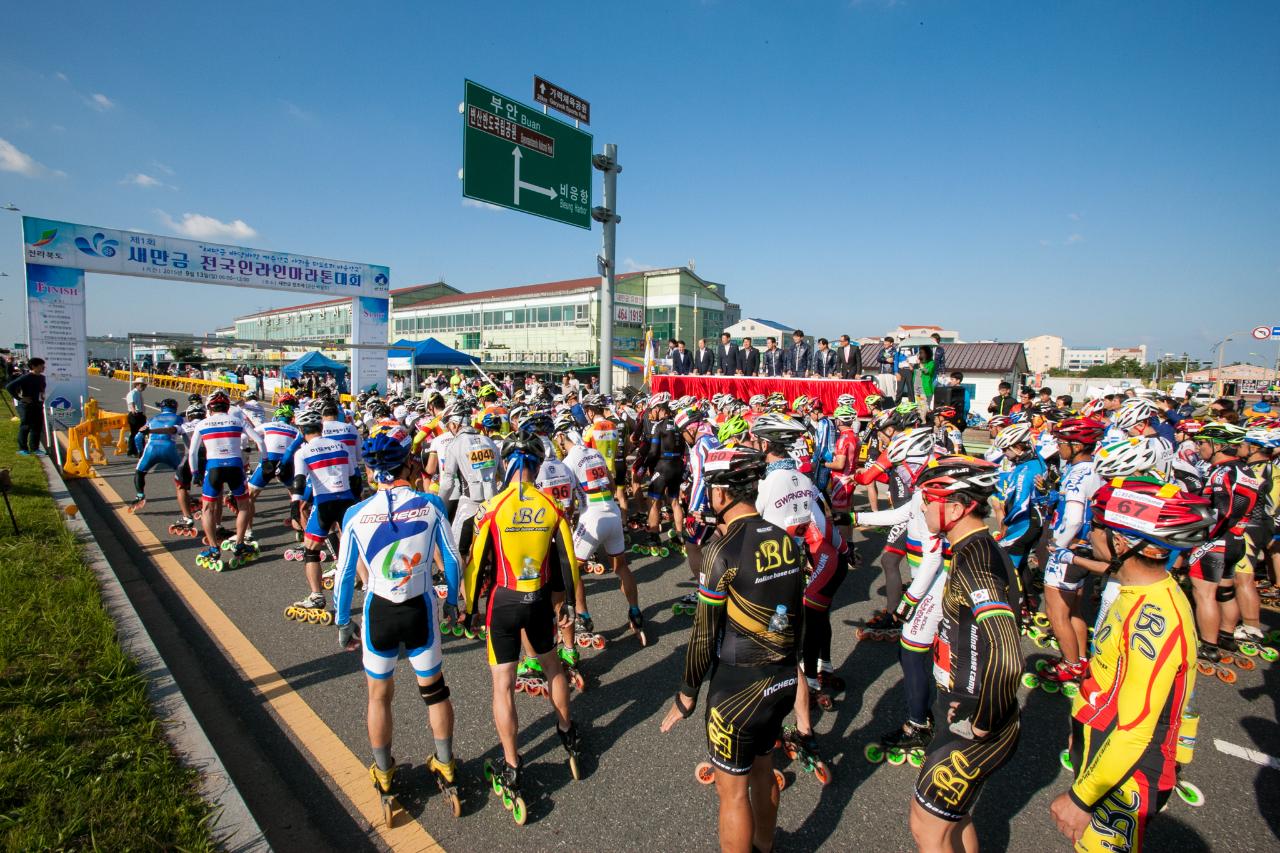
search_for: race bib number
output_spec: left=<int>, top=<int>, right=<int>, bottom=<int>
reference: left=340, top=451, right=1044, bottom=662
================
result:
left=547, top=483, right=572, bottom=507
left=469, top=447, right=495, bottom=470
left=586, top=465, right=610, bottom=487
left=1103, top=488, right=1163, bottom=534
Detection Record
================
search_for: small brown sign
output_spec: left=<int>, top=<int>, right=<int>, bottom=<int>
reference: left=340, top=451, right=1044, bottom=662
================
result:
left=534, top=76, right=590, bottom=125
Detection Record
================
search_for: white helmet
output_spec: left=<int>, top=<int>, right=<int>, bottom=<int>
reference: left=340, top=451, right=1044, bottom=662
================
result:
left=992, top=422, right=1033, bottom=450
left=836, top=393, right=856, bottom=408
left=648, top=391, right=673, bottom=410
left=748, top=394, right=767, bottom=407
left=886, top=427, right=937, bottom=465
left=1115, top=398, right=1158, bottom=433
left=1094, top=437, right=1161, bottom=478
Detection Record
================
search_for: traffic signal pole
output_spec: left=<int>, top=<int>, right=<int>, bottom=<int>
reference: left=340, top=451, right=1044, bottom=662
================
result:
left=592, top=144, right=621, bottom=395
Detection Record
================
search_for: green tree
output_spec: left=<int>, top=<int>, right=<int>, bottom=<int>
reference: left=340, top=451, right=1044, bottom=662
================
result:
left=170, top=345, right=205, bottom=364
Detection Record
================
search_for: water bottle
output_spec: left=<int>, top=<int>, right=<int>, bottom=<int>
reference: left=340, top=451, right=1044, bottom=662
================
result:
left=769, top=605, right=789, bottom=633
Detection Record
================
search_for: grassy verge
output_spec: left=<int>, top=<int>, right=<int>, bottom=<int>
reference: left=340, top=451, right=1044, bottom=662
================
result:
left=0, top=415, right=214, bottom=851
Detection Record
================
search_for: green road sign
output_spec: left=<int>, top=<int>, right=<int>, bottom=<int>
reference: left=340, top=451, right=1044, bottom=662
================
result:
left=463, top=80, right=593, bottom=229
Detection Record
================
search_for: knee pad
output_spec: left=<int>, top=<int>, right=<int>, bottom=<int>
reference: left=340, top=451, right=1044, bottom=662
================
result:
left=303, top=547, right=323, bottom=563
left=1215, top=585, right=1236, bottom=603
left=290, top=501, right=302, bottom=522
left=420, top=679, right=451, bottom=706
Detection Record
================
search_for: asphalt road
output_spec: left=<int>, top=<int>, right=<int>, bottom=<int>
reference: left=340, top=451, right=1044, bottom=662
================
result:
left=73, top=377, right=1280, bottom=852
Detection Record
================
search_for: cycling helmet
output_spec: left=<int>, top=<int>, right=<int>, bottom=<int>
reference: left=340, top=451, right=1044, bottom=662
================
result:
left=1054, top=416, right=1106, bottom=445
left=520, top=412, right=554, bottom=436
left=748, top=394, right=767, bottom=408
left=206, top=390, right=230, bottom=411
left=750, top=413, right=808, bottom=447
left=1115, top=398, right=1158, bottom=432
left=873, top=409, right=900, bottom=432
left=582, top=393, right=605, bottom=410
left=243, top=390, right=259, bottom=401
left=553, top=411, right=578, bottom=434
left=863, top=393, right=884, bottom=410
left=480, top=412, right=502, bottom=431
left=508, top=404, right=528, bottom=424
left=501, top=433, right=547, bottom=470
left=1196, top=422, right=1246, bottom=445
left=992, top=422, right=1033, bottom=450
left=718, top=414, right=751, bottom=444
left=934, top=405, right=957, bottom=422
left=673, top=407, right=704, bottom=431
left=477, top=384, right=497, bottom=400
left=278, top=393, right=297, bottom=407
left=702, top=447, right=767, bottom=491
left=188, top=393, right=203, bottom=404
left=295, top=410, right=323, bottom=430
left=677, top=395, right=697, bottom=410
left=1175, top=419, right=1204, bottom=436
left=159, top=398, right=179, bottom=412
left=367, top=401, right=390, bottom=419
left=362, top=431, right=412, bottom=482
left=441, top=401, right=470, bottom=424
left=914, top=455, right=1000, bottom=503
left=837, top=393, right=856, bottom=408
left=1091, top=475, right=1214, bottom=553
left=791, top=395, right=812, bottom=413
left=310, top=398, right=328, bottom=413
left=833, top=404, right=858, bottom=423
left=1094, top=437, right=1161, bottom=478
left=886, top=428, right=936, bottom=465
left=648, top=391, right=673, bottom=410
left=894, top=400, right=925, bottom=428
left=1244, top=427, right=1280, bottom=449
left=185, top=403, right=206, bottom=420
left=986, top=415, right=1012, bottom=432
left=273, top=406, right=294, bottom=421
left=1039, top=407, right=1067, bottom=424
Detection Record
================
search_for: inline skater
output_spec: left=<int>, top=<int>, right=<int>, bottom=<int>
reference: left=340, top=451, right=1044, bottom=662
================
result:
left=438, top=401, right=500, bottom=558
left=463, top=434, right=583, bottom=818
left=982, top=415, right=1011, bottom=464
left=679, top=406, right=723, bottom=614
left=558, top=414, right=646, bottom=645
left=1171, top=419, right=1208, bottom=491
left=660, top=446, right=803, bottom=853
left=1038, top=416, right=1108, bottom=687
left=909, top=456, right=1022, bottom=853
left=286, top=411, right=357, bottom=619
left=991, top=421, right=1048, bottom=611
left=169, top=401, right=206, bottom=538
left=637, top=395, right=686, bottom=555
left=808, top=399, right=835, bottom=492
left=246, top=405, right=299, bottom=502
left=127, top=398, right=184, bottom=512
left=1114, top=397, right=1175, bottom=477
left=332, top=430, right=462, bottom=816
left=824, top=403, right=862, bottom=543
left=1231, top=427, right=1277, bottom=646
left=1050, top=476, right=1210, bottom=852
left=187, top=390, right=264, bottom=567
left=580, top=394, right=626, bottom=513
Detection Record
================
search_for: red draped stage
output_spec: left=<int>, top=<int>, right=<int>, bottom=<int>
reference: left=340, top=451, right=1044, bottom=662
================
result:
left=649, top=375, right=880, bottom=416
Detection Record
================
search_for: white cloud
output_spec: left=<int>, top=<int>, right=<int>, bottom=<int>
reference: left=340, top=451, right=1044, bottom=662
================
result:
left=0, top=137, right=63, bottom=178
left=462, top=198, right=504, bottom=212
left=1066, top=233, right=1084, bottom=244
left=54, top=71, right=69, bottom=82
left=281, top=100, right=314, bottom=122
left=622, top=258, right=658, bottom=272
left=122, top=172, right=175, bottom=190
left=158, top=210, right=258, bottom=241
left=152, top=161, right=175, bottom=176
left=87, top=93, right=115, bottom=111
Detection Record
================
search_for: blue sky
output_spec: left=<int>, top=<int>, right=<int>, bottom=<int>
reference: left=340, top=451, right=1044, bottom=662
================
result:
left=1, top=1, right=1277, bottom=368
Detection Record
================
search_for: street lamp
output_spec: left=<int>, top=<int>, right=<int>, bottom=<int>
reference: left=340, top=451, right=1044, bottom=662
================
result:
left=1212, top=336, right=1234, bottom=398
left=2, top=203, right=19, bottom=212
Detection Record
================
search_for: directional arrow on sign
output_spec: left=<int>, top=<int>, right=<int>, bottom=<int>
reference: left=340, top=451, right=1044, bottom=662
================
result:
left=512, top=147, right=557, bottom=204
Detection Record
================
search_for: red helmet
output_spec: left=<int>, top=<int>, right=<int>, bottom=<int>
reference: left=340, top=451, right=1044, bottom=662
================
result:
left=1054, top=416, right=1106, bottom=446
left=935, top=406, right=957, bottom=421
left=987, top=415, right=1011, bottom=431
left=1091, top=475, right=1214, bottom=553
left=1175, top=419, right=1204, bottom=436
left=1080, top=398, right=1106, bottom=418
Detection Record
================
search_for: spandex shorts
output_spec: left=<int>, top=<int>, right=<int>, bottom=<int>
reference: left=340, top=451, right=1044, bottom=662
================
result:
left=647, top=462, right=683, bottom=501
left=362, top=593, right=441, bottom=680
left=914, top=708, right=1019, bottom=822
left=201, top=465, right=247, bottom=501
left=1188, top=539, right=1242, bottom=584
left=485, top=586, right=555, bottom=666
left=305, top=497, right=354, bottom=544
left=573, top=506, right=627, bottom=560
left=705, top=663, right=796, bottom=776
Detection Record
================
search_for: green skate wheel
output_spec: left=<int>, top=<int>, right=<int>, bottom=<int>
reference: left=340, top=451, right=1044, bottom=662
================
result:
left=1034, top=659, right=1051, bottom=672
left=1239, top=642, right=1259, bottom=657
left=1047, top=638, right=1060, bottom=650
left=672, top=603, right=683, bottom=615
left=491, top=774, right=502, bottom=796
left=863, top=743, right=885, bottom=763
left=1062, top=682, right=1080, bottom=698
left=1021, top=673, right=1040, bottom=689
left=483, top=759, right=495, bottom=784
left=501, top=791, right=512, bottom=811
left=1176, top=780, right=1204, bottom=807
left=1267, top=630, right=1280, bottom=644
left=1059, top=749, right=1074, bottom=772
left=511, top=796, right=527, bottom=825
left=658, top=547, right=670, bottom=557
left=886, top=748, right=906, bottom=766
left=1040, top=681, right=1060, bottom=694
left=908, top=749, right=925, bottom=768
left=631, top=544, right=645, bottom=554
left=1260, top=647, right=1278, bottom=662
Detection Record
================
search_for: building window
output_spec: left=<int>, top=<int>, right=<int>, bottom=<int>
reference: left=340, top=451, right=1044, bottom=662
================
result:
left=461, top=332, right=480, bottom=349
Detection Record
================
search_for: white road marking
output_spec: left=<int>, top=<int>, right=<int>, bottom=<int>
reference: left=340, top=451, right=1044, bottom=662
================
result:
left=1214, top=738, right=1280, bottom=770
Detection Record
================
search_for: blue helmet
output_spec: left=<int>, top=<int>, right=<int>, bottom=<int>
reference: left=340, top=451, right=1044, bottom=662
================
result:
left=362, top=431, right=411, bottom=482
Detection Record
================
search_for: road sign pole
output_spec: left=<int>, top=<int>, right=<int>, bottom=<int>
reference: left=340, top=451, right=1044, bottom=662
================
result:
left=593, top=143, right=621, bottom=396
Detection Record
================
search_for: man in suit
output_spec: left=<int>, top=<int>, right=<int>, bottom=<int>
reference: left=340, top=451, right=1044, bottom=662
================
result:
left=693, top=338, right=715, bottom=376
left=738, top=336, right=760, bottom=376
left=785, top=330, right=812, bottom=377
left=835, top=334, right=861, bottom=378
left=813, top=338, right=837, bottom=377
left=761, top=337, right=783, bottom=377
left=716, top=332, right=739, bottom=376
left=671, top=339, right=693, bottom=375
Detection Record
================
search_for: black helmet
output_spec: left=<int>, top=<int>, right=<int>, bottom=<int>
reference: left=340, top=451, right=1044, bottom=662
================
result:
left=501, top=433, right=546, bottom=469
left=703, top=447, right=767, bottom=491
left=159, top=398, right=179, bottom=412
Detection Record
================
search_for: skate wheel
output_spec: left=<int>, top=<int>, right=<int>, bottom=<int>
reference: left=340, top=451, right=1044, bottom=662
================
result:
left=307, top=610, right=321, bottom=625
left=1235, top=656, right=1255, bottom=671
left=284, top=606, right=296, bottom=620
left=592, top=636, right=606, bottom=650
left=1020, top=673, right=1039, bottom=690
left=784, top=742, right=799, bottom=761
left=483, top=759, right=495, bottom=784
left=658, top=548, right=669, bottom=557
left=1059, top=749, right=1074, bottom=773
left=320, top=611, right=333, bottom=626
left=636, top=630, right=648, bottom=648
left=569, top=671, right=585, bottom=691
left=322, top=578, right=334, bottom=590
left=1062, top=683, right=1079, bottom=698
left=1260, top=647, right=1278, bottom=662
left=514, top=679, right=526, bottom=693
left=1238, top=642, right=1259, bottom=657
left=501, top=791, right=512, bottom=811
left=908, top=749, right=925, bottom=768
left=886, top=748, right=906, bottom=766
left=863, top=743, right=885, bottom=763
left=1196, top=660, right=1215, bottom=676
left=381, top=795, right=398, bottom=828
left=1176, top=780, right=1204, bottom=807
left=814, top=761, right=832, bottom=785
left=575, top=634, right=590, bottom=648
left=511, top=796, right=527, bottom=825
left=1040, top=681, right=1061, bottom=694
left=773, top=769, right=787, bottom=791
left=568, top=754, right=580, bottom=781
left=1033, top=613, right=1050, bottom=629
left=1033, top=658, right=1051, bottom=672
left=446, top=790, right=461, bottom=818
left=1217, top=667, right=1237, bottom=684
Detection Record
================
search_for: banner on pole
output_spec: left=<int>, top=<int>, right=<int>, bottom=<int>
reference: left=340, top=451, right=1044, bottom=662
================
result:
left=25, top=263, right=87, bottom=422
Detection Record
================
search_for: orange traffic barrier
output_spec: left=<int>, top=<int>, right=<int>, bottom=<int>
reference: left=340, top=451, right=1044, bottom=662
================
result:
left=63, top=400, right=130, bottom=479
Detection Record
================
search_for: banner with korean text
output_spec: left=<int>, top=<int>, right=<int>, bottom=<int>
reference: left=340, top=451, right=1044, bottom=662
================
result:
left=25, top=264, right=88, bottom=417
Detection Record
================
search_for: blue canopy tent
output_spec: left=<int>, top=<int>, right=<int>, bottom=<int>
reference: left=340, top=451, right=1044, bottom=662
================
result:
left=386, top=337, right=476, bottom=368
left=282, top=351, right=349, bottom=393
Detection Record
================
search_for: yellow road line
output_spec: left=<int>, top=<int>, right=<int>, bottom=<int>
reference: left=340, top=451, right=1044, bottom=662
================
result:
left=89, top=471, right=444, bottom=853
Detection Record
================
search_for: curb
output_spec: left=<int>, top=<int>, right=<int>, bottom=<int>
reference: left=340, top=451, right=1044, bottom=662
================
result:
left=39, top=455, right=270, bottom=853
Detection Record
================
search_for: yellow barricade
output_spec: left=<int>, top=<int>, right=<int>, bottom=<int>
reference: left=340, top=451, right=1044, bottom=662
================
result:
left=110, top=370, right=249, bottom=397
left=63, top=402, right=131, bottom=479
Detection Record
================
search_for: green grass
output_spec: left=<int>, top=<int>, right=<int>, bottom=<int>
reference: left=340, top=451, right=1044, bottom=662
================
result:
left=0, top=416, right=214, bottom=851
